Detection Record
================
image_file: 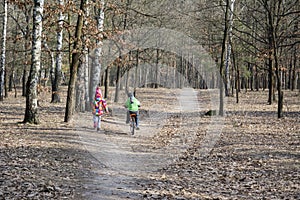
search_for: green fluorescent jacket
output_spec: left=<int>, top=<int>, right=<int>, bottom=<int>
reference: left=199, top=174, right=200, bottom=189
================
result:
left=125, top=97, right=140, bottom=112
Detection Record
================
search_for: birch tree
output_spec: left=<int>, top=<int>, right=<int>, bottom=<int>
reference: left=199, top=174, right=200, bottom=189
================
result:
left=225, top=0, right=235, bottom=97
left=51, top=0, right=64, bottom=103
left=76, top=0, right=90, bottom=112
left=0, top=0, right=8, bottom=101
left=24, top=0, right=44, bottom=124
left=89, top=0, right=105, bottom=102
left=219, top=0, right=230, bottom=116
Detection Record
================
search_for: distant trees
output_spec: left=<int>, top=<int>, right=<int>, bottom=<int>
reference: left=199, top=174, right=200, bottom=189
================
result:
left=232, top=0, right=300, bottom=117
left=193, top=0, right=299, bottom=118
left=0, top=0, right=299, bottom=123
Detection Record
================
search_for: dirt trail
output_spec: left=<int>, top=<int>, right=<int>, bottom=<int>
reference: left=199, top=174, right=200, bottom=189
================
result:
left=73, top=88, right=207, bottom=199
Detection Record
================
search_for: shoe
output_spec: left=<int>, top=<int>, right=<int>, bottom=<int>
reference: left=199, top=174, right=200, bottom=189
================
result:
left=136, top=127, right=140, bottom=130
left=97, top=128, right=100, bottom=131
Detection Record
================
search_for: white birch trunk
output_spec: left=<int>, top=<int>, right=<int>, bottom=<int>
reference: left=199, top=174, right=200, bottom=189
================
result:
left=52, top=0, right=64, bottom=102
left=83, top=0, right=90, bottom=110
left=84, top=53, right=90, bottom=109
left=225, top=0, right=235, bottom=96
left=90, top=0, right=105, bottom=101
left=76, top=0, right=89, bottom=112
left=24, top=0, right=44, bottom=124
left=0, top=0, right=8, bottom=100
left=56, top=0, right=64, bottom=83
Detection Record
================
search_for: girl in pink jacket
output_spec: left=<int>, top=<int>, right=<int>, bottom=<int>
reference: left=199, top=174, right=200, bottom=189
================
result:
left=92, top=87, right=108, bottom=131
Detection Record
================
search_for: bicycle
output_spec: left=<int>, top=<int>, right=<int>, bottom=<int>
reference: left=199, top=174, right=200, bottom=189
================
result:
left=129, top=113, right=137, bottom=135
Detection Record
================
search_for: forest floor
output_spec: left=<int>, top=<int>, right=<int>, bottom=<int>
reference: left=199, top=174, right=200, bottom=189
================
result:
left=0, top=86, right=299, bottom=200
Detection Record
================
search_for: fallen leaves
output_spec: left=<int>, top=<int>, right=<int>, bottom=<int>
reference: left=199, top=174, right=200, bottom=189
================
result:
left=142, top=90, right=300, bottom=199
left=0, top=90, right=94, bottom=199
left=0, top=88, right=299, bottom=199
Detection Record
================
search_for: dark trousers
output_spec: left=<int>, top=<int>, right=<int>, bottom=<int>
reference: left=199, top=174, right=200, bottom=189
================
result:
left=126, top=110, right=139, bottom=127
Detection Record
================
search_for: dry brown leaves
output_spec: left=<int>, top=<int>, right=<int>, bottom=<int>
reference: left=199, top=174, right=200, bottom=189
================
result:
left=142, top=90, right=300, bottom=200
left=0, top=87, right=299, bottom=199
left=0, top=88, right=95, bottom=199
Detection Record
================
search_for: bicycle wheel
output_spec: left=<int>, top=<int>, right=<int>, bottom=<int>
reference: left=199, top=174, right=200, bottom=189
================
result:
left=130, top=116, right=135, bottom=135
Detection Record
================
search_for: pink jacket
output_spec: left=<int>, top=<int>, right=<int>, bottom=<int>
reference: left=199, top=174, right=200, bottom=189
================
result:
left=92, top=98, right=107, bottom=116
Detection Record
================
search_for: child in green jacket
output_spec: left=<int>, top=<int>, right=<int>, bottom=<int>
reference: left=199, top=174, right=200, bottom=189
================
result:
left=125, top=92, right=140, bottom=129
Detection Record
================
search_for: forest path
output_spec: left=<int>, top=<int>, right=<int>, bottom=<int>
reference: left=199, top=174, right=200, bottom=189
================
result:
left=73, top=88, right=203, bottom=199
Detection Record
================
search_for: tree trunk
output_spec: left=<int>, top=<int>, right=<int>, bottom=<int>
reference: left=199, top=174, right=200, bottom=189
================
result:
left=22, top=8, right=32, bottom=97
left=84, top=51, right=90, bottom=110
left=64, top=0, right=86, bottom=122
left=125, top=69, right=129, bottom=93
left=249, top=63, right=254, bottom=91
left=52, top=0, right=64, bottom=103
left=104, top=67, right=109, bottom=98
left=155, top=49, right=159, bottom=88
left=219, top=0, right=230, bottom=116
left=42, top=37, right=55, bottom=87
left=114, top=63, right=121, bottom=102
left=76, top=0, right=90, bottom=112
left=232, top=45, right=239, bottom=103
left=82, top=0, right=90, bottom=111
left=24, top=0, right=44, bottom=124
left=291, top=33, right=297, bottom=91
left=267, top=57, right=273, bottom=105
left=4, top=66, right=8, bottom=98
left=225, top=0, right=235, bottom=97
left=134, top=50, right=139, bottom=91
left=89, top=0, right=105, bottom=103
left=125, top=52, right=131, bottom=94
left=9, top=25, right=18, bottom=97
left=76, top=61, right=86, bottom=112
left=0, top=0, right=8, bottom=101
left=144, top=62, right=148, bottom=88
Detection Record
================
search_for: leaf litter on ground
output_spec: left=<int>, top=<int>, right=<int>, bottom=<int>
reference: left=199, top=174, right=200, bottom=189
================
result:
left=0, top=87, right=299, bottom=199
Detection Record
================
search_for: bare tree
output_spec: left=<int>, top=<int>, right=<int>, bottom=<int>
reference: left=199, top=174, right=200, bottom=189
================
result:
left=64, top=0, right=87, bottom=122
left=23, top=0, right=44, bottom=124
left=0, top=0, right=8, bottom=101
left=262, top=0, right=299, bottom=117
left=76, top=0, right=90, bottom=112
left=51, top=0, right=65, bottom=103
left=21, top=5, right=33, bottom=97
left=89, top=0, right=105, bottom=102
left=225, top=0, right=235, bottom=97
left=219, top=0, right=230, bottom=116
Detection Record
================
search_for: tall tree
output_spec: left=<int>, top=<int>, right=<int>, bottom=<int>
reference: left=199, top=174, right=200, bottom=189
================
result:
left=51, top=0, right=65, bottom=103
left=225, top=0, right=235, bottom=97
left=89, top=0, right=105, bottom=102
left=64, top=0, right=87, bottom=122
left=0, top=0, right=8, bottom=101
left=22, top=5, right=33, bottom=97
left=219, top=0, right=230, bottom=116
left=76, top=0, right=90, bottom=112
left=24, top=0, right=44, bottom=124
